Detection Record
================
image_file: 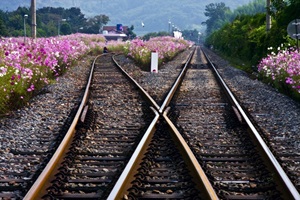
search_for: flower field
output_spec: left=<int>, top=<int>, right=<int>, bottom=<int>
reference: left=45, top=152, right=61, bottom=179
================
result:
left=258, top=46, right=300, bottom=99
left=124, top=36, right=191, bottom=68
left=0, top=34, right=191, bottom=115
left=0, top=33, right=123, bottom=115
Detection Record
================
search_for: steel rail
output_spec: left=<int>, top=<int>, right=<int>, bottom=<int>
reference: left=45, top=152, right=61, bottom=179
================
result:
left=25, top=50, right=219, bottom=199
left=23, top=54, right=103, bottom=200
left=109, top=48, right=218, bottom=199
left=162, top=107, right=219, bottom=200
left=107, top=107, right=219, bottom=200
left=202, top=48, right=300, bottom=200
left=107, top=107, right=159, bottom=200
left=159, top=47, right=195, bottom=113
left=112, top=54, right=160, bottom=111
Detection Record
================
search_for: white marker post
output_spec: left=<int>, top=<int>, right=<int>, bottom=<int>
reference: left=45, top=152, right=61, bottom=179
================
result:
left=151, top=51, right=158, bottom=73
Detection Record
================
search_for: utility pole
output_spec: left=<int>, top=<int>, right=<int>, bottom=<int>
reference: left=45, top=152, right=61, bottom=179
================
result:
left=99, top=0, right=103, bottom=33
left=24, top=14, right=28, bottom=43
left=266, top=0, right=271, bottom=31
left=31, top=0, right=36, bottom=39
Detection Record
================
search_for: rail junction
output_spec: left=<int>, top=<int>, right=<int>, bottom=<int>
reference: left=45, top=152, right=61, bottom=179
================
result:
left=1, top=46, right=299, bottom=199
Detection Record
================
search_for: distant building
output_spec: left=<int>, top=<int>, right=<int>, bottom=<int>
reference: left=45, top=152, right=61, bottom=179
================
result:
left=102, top=24, right=128, bottom=41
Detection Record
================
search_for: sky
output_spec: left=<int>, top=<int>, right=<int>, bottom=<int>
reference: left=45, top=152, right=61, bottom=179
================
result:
left=3, top=0, right=252, bottom=35
left=4, top=0, right=251, bottom=11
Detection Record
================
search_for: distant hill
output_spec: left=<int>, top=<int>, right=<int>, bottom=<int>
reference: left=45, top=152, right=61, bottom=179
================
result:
left=2, top=0, right=252, bottom=35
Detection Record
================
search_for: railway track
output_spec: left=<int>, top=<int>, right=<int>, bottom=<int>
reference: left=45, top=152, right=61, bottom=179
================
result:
left=108, top=47, right=299, bottom=199
left=1, top=45, right=298, bottom=199
left=0, top=81, right=83, bottom=199
left=22, top=54, right=154, bottom=199
left=170, top=47, right=281, bottom=199
left=199, top=48, right=300, bottom=199
left=202, top=47, right=300, bottom=195
left=24, top=50, right=219, bottom=199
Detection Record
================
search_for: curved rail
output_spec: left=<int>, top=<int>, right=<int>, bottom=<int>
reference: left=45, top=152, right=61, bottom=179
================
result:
left=107, top=107, right=160, bottom=199
left=108, top=47, right=219, bottom=199
left=23, top=54, right=103, bottom=200
left=159, top=47, right=195, bottom=113
left=162, top=107, right=219, bottom=200
left=25, top=48, right=244, bottom=199
left=25, top=51, right=211, bottom=199
left=112, top=54, right=160, bottom=111
left=202, top=48, right=300, bottom=200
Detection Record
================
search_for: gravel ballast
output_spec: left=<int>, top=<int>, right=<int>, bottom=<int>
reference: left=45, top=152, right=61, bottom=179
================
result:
left=0, top=47, right=299, bottom=193
left=202, top=48, right=300, bottom=190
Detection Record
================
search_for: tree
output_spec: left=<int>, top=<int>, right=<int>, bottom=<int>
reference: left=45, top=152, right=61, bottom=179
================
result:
left=0, top=17, right=8, bottom=36
left=84, top=14, right=109, bottom=34
left=233, top=0, right=265, bottom=16
left=142, top=31, right=169, bottom=41
left=203, top=2, right=231, bottom=36
left=64, top=7, right=86, bottom=33
left=60, top=23, right=72, bottom=35
left=127, top=25, right=136, bottom=39
left=0, top=6, right=113, bottom=37
left=44, top=20, right=57, bottom=36
left=182, top=29, right=200, bottom=43
left=204, top=0, right=300, bottom=71
left=271, top=0, right=288, bottom=12
left=36, top=7, right=87, bottom=36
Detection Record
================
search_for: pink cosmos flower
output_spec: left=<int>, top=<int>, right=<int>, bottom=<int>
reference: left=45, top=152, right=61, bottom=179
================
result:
left=286, top=77, right=294, bottom=84
left=27, top=84, right=35, bottom=92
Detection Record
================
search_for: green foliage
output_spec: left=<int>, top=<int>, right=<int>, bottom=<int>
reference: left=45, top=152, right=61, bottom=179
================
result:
left=0, top=6, right=112, bottom=37
left=1, top=0, right=253, bottom=35
left=60, top=23, right=72, bottom=35
left=83, top=15, right=110, bottom=34
left=233, top=0, right=265, bottom=16
left=182, top=29, right=202, bottom=43
left=0, top=17, right=8, bottom=36
left=108, top=43, right=128, bottom=53
left=203, top=0, right=266, bottom=36
left=142, top=31, right=170, bottom=41
left=127, top=25, right=136, bottom=40
left=203, top=2, right=231, bottom=35
left=206, top=13, right=267, bottom=66
left=205, top=0, right=300, bottom=100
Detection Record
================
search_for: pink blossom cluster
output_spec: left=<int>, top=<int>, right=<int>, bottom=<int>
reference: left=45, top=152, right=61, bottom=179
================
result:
left=2, top=36, right=89, bottom=77
left=69, top=33, right=107, bottom=49
left=258, top=47, right=300, bottom=93
left=0, top=34, right=109, bottom=113
left=127, top=36, right=191, bottom=67
left=0, top=34, right=191, bottom=113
